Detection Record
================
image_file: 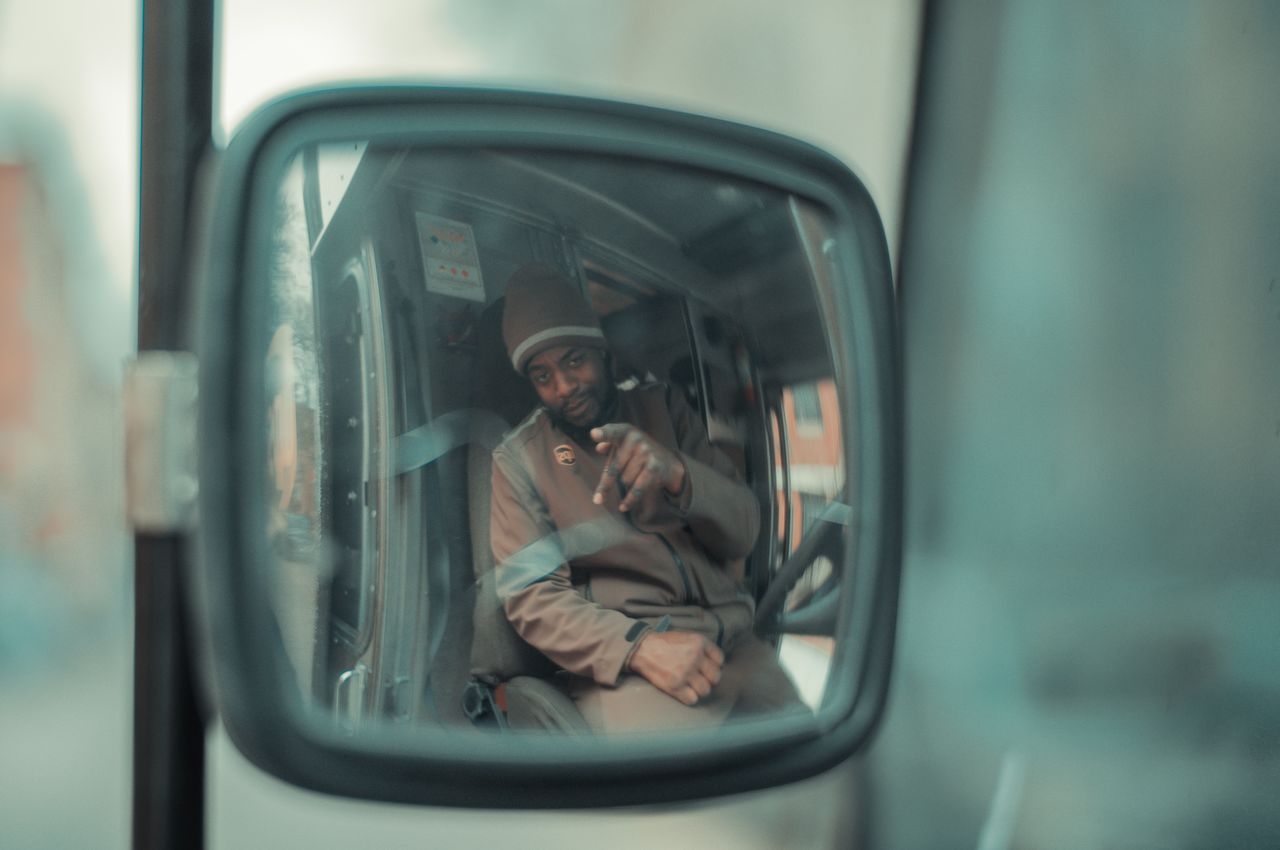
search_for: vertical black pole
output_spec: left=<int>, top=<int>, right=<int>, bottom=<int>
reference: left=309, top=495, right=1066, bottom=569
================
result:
left=133, top=0, right=214, bottom=848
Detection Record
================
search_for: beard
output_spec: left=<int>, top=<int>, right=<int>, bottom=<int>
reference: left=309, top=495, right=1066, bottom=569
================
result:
left=549, top=379, right=618, bottom=446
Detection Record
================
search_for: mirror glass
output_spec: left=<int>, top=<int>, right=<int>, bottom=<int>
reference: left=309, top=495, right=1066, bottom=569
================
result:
left=258, top=142, right=858, bottom=740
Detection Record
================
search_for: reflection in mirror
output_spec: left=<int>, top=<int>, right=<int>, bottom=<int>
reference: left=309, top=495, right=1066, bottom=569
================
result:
left=260, top=143, right=858, bottom=740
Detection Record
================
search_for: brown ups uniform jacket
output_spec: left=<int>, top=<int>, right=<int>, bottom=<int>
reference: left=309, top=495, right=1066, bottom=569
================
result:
left=490, top=383, right=760, bottom=689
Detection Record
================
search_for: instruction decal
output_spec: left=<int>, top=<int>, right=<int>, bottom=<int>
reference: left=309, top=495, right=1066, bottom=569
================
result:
left=416, top=212, right=485, bottom=302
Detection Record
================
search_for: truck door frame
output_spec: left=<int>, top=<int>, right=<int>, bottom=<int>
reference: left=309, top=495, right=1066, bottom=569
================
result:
left=133, top=0, right=212, bottom=847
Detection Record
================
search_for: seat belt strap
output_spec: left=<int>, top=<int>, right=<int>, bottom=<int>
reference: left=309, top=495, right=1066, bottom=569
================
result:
left=392, top=408, right=510, bottom=475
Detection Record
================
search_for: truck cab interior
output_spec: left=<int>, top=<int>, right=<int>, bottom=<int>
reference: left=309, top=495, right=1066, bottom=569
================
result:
left=262, top=143, right=852, bottom=733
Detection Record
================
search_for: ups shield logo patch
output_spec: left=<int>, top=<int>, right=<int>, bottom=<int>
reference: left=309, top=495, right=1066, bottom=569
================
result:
left=554, top=444, right=577, bottom=466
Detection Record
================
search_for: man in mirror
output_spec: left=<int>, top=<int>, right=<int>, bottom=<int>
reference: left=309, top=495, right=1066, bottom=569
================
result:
left=489, top=264, right=803, bottom=733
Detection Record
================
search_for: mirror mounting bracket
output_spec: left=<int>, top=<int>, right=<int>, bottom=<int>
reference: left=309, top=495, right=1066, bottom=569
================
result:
left=125, top=351, right=200, bottom=533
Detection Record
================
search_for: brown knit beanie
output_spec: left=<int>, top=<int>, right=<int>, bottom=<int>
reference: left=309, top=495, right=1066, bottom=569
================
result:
left=502, top=264, right=607, bottom=373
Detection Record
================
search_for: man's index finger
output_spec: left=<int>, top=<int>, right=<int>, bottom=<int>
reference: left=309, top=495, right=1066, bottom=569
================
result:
left=592, top=443, right=619, bottom=505
left=590, top=423, right=630, bottom=448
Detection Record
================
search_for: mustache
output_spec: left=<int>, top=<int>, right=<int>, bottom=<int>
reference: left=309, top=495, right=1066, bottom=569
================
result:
left=549, top=384, right=617, bottom=434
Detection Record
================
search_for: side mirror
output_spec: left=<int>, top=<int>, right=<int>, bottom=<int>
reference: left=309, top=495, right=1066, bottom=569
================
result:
left=194, top=86, right=901, bottom=808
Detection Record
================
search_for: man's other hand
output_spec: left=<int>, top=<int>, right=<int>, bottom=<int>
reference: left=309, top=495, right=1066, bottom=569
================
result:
left=591, top=423, right=687, bottom=512
left=626, top=630, right=724, bottom=706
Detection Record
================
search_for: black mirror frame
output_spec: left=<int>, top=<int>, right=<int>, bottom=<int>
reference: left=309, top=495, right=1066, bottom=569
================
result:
left=193, top=84, right=902, bottom=809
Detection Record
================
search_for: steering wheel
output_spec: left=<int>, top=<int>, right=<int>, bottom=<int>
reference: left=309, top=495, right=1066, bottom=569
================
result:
left=753, top=501, right=851, bottom=636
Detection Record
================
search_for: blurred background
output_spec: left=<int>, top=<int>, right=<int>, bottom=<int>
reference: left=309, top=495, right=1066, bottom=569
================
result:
left=0, top=1, right=917, bottom=847
left=4, top=1, right=1279, bottom=848
left=886, top=4, right=1280, bottom=848
left=0, top=2, right=135, bottom=848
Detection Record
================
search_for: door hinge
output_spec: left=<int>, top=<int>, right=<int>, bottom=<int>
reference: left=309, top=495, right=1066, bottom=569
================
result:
left=125, top=351, right=199, bottom=532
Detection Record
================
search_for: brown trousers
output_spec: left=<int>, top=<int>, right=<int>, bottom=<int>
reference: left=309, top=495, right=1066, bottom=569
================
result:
left=565, top=636, right=807, bottom=734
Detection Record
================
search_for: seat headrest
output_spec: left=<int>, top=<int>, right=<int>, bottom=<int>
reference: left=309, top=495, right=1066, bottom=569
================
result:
left=471, top=296, right=540, bottom=426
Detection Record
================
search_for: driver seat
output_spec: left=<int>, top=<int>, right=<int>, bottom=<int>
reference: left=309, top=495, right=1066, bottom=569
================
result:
left=463, top=296, right=591, bottom=735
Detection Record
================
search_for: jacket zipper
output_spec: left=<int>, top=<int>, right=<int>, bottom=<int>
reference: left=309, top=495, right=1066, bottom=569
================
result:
left=623, top=509, right=696, bottom=606
left=658, top=533, right=722, bottom=646
left=654, top=532, right=695, bottom=605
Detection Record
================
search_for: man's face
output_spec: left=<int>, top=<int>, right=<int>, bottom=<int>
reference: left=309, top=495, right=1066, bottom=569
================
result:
left=526, top=345, right=611, bottom=429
